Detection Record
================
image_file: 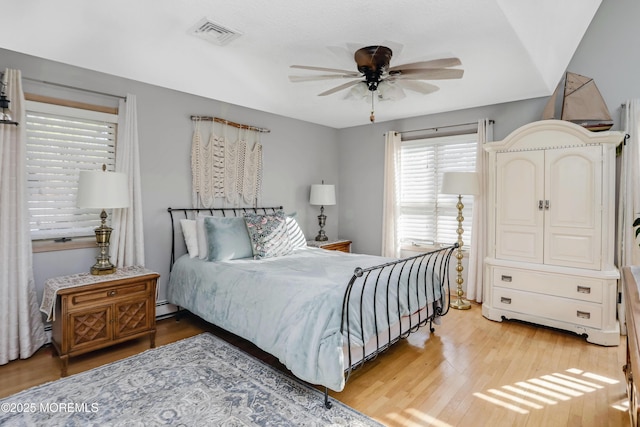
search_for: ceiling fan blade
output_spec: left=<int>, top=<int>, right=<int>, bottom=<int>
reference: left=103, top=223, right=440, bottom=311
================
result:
left=391, top=68, right=464, bottom=80
left=289, top=74, right=359, bottom=82
left=290, top=65, right=357, bottom=74
left=318, top=80, right=363, bottom=96
left=389, top=57, right=462, bottom=71
left=395, top=80, right=440, bottom=95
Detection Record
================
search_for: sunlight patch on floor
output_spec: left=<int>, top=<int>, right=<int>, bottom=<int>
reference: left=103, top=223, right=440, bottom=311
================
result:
left=385, top=408, right=453, bottom=427
left=472, top=368, right=619, bottom=414
left=611, top=398, right=630, bottom=412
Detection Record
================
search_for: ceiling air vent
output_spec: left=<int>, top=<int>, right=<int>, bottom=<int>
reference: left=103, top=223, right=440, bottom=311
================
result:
left=190, top=18, right=242, bottom=46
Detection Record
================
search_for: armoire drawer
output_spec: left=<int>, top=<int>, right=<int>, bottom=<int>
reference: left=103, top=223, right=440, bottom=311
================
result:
left=492, top=267, right=604, bottom=303
left=492, top=287, right=603, bottom=329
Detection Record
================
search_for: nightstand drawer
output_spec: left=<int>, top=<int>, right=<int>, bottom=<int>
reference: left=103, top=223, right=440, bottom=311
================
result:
left=308, top=239, right=352, bottom=253
left=321, top=241, right=351, bottom=252
left=68, top=282, right=150, bottom=308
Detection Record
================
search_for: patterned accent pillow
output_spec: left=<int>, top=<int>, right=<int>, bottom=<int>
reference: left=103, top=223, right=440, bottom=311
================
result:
left=244, top=210, right=293, bottom=259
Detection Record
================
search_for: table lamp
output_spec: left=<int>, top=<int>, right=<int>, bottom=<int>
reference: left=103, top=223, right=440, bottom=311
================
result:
left=441, top=171, right=480, bottom=310
left=309, top=182, right=336, bottom=241
left=77, top=166, right=129, bottom=275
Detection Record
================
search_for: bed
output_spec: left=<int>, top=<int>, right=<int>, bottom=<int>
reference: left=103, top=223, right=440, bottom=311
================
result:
left=167, top=206, right=456, bottom=407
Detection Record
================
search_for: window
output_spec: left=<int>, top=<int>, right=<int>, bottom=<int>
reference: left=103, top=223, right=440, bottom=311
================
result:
left=25, top=100, right=118, bottom=241
left=398, top=132, right=477, bottom=248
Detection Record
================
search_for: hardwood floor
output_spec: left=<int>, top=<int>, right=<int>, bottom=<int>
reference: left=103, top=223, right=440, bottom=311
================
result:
left=0, top=304, right=629, bottom=426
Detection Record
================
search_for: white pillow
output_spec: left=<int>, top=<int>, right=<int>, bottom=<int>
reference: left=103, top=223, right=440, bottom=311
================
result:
left=180, top=219, right=199, bottom=258
left=196, top=213, right=213, bottom=260
left=286, top=213, right=307, bottom=250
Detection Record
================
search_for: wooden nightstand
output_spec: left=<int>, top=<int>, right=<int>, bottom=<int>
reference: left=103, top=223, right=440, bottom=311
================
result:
left=307, top=239, right=352, bottom=253
left=43, top=267, right=159, bottom=376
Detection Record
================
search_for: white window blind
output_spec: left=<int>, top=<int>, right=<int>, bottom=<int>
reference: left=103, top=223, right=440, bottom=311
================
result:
left=398, top=132, right=477, bottom=248
left=25, top=101, right=118, bottom=240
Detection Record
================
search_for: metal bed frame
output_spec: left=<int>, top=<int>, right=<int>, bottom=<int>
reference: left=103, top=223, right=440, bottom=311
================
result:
left=167, top=206, right=456, bottom=408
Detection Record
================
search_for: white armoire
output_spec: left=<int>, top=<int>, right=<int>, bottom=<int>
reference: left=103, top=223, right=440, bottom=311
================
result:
left=483, top=120, right=624, bottom=346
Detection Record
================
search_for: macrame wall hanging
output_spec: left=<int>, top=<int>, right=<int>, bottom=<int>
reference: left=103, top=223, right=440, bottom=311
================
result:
left=190, top=116, right=268, bottom=208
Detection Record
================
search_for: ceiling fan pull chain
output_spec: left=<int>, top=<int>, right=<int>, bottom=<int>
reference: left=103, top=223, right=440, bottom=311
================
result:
left=370, top=90, right=376, bottom=123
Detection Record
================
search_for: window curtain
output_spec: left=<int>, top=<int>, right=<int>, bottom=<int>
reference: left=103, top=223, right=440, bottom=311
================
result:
left=618, top=99, right=640, bottom=335
left=0, top=69, right=46, bottom=364
left=466, top=119, right=493, bottom=302
left=110, top=94, right=145, bottom=267
left=381, top=131, right=401, bottom=257
left=618, top=99, right=640, bottom=267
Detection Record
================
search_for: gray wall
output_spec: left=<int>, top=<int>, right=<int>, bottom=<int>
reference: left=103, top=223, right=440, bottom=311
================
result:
left=0, top=49, right=339, bottom=311
left=1, top=0, right=637, bottom=317
left=337, top=0, right=640, bottom=256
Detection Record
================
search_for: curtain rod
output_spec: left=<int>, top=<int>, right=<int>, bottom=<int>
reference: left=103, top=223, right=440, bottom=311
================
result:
left=22, top=77, right=126, bottom=100
left=191, top=115, right=271, bottom=133
left=399, top=120, right=494, bottom=135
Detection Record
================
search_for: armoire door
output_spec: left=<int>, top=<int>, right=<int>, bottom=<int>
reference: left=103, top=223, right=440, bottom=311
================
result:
left=544, top=146, right=602, bottom=269
left=495, top=150, right=544, bottom=263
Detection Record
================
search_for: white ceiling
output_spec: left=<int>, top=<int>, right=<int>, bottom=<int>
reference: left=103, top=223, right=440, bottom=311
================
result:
left=0, top=0, right=602, bottom=129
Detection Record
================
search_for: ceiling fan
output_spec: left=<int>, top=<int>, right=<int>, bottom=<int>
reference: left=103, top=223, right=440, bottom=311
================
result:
left=289, top=45, right=464, bottom=122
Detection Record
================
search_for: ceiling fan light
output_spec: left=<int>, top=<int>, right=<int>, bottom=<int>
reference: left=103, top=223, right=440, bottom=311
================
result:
left=378, top=81, right=405, bottom=101
left=346, top=82, right=369, bottom=100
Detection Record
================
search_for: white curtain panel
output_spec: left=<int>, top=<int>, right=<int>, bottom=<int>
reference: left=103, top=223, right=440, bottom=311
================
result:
left=466, top=119, right=493, bottom=302
left=110, top=94, right=145, bottom=267
left=618, top=100, right=640, bottom=335
left=0, top=69, right=46, bottom=364
left=618, top=99, right=640, bottom=268
left=381, top=131, right=401, bottom=258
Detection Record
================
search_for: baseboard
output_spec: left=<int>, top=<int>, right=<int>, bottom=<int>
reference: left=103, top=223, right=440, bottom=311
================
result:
left=43, top=324, right=52, bottom=344
left=155, top=300, right=180, bottom=320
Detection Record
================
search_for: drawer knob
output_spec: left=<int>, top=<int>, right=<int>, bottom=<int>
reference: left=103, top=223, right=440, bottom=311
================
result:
left=577, top=310, right=591, bottom=319
left=500, top=296, right=512, bottom=304
left=108, top=290, right=117, bottom=297
left=501, top=275, right=512, bottom=282
left=577, top=286, right=591, bottom=294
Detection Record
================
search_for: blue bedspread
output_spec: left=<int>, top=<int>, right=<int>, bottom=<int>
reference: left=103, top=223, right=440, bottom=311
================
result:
left=167, top=247, right=441, bottom=391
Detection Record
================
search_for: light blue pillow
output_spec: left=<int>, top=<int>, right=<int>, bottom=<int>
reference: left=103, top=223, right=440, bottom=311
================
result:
left=204, top=216, right=253, bottom=261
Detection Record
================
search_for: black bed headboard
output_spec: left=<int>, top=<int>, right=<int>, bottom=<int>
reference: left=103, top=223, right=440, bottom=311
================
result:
left=167, top=206, right=283, bottom=269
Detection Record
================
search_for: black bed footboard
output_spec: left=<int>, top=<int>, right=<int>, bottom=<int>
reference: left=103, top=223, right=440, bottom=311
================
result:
left=341, top=244, right=457, bottom=384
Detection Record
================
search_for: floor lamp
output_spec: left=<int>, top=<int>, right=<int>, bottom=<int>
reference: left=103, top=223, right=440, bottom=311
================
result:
left=441, top=171, right=480, bottom=310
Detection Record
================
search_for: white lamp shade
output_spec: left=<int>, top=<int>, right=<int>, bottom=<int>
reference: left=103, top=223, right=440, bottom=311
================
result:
left=441, top=172, right=480, bottom=195
left=309, top=184, right=336, bottom=206
left=77, top=170, right=130, bottom=209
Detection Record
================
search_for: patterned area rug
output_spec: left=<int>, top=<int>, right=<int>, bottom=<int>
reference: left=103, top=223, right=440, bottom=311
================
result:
left=0, top=333, right=383, bottom=426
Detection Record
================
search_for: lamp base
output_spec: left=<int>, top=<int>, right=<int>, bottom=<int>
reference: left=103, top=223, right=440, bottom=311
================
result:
left=315, top=208, right=328, bottom=241
left=315, top=233, right=328, bottom=242
left=450, top=297, right=471, bottom=310
left=90, top=263, right=117, bottom=275
left=90, top=210, right=116, bottom=275
left=449, top=194, right=471, bottom=311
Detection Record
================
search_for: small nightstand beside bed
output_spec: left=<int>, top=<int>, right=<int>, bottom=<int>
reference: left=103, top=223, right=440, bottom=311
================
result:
left=167, top=206, right=456, bottom=407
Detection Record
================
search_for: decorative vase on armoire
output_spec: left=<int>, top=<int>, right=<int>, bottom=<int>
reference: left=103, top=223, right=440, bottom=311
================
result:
left=482, top=119, right=624, bottom=346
